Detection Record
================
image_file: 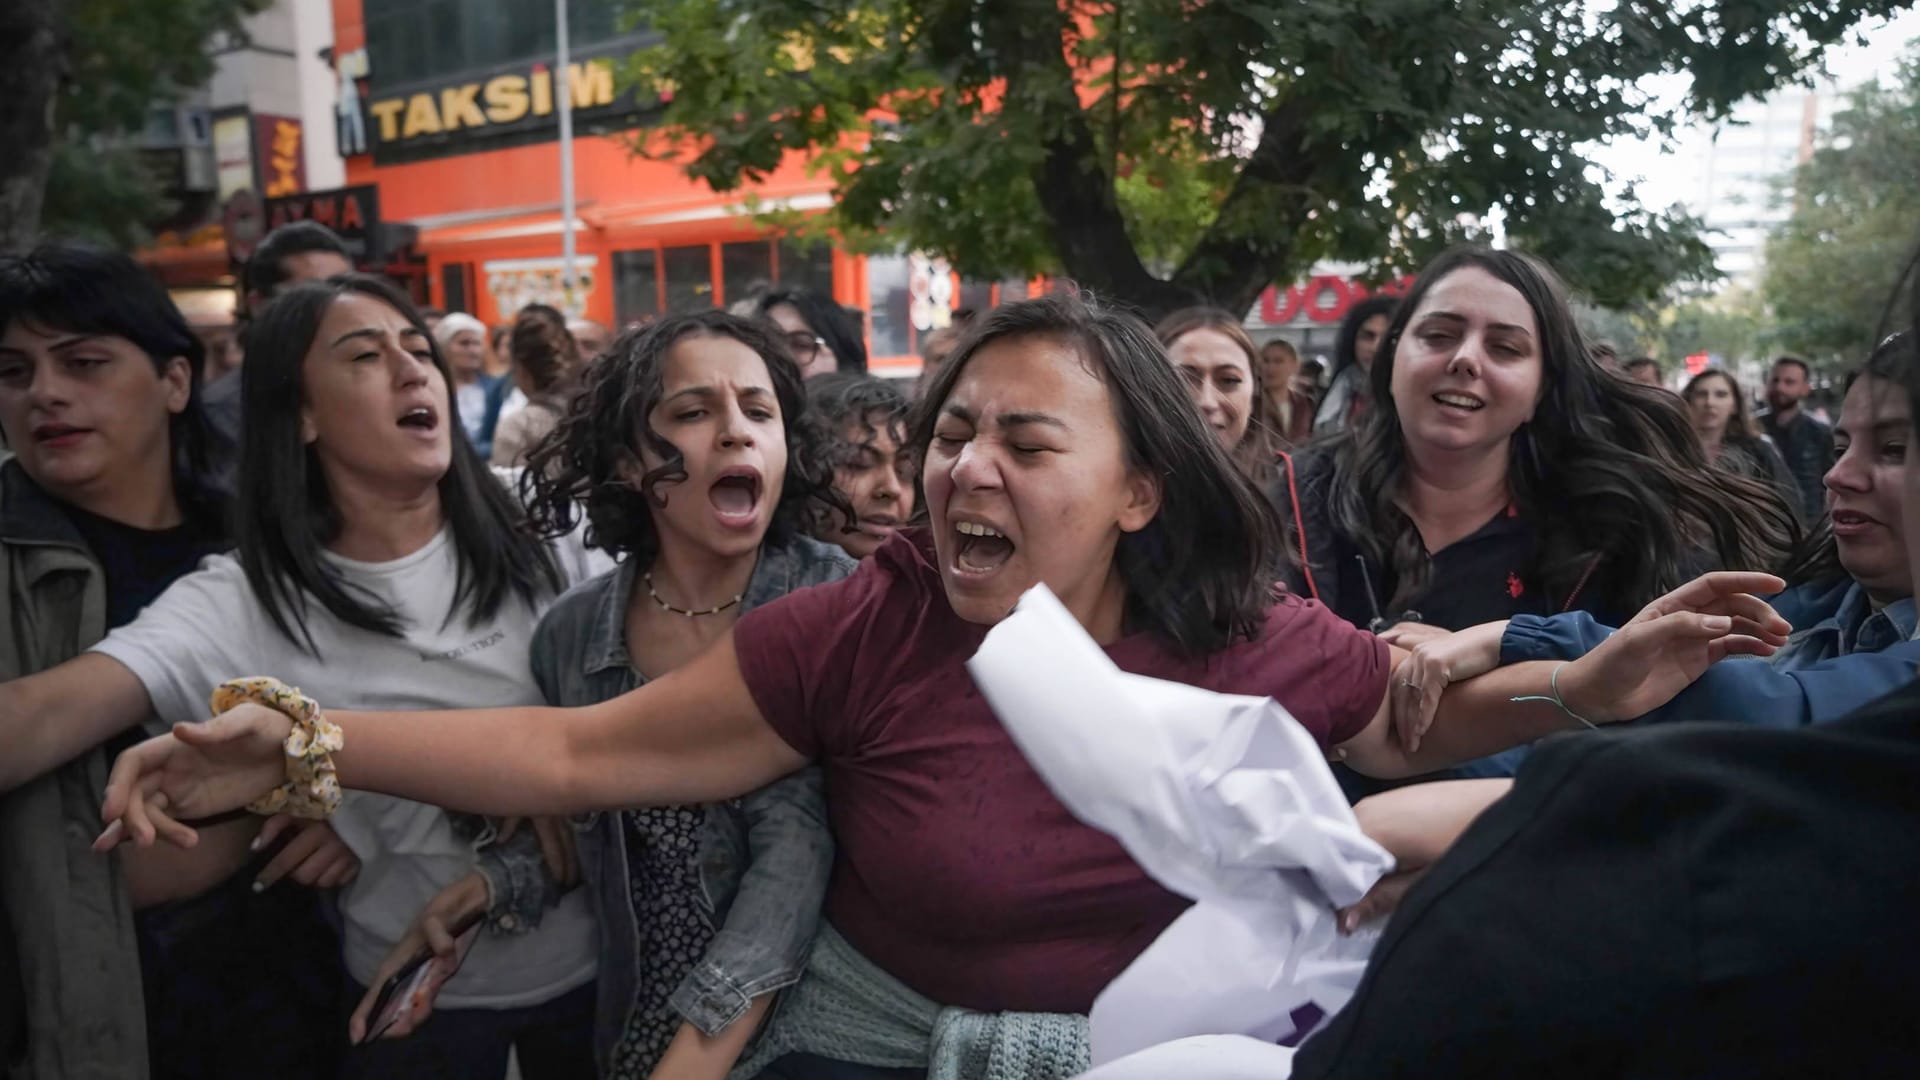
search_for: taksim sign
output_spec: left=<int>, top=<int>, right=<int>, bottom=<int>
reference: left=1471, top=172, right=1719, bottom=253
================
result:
left=1255, top=274, right=1415, bottom=328
left=364, top=58, right=626, bottom=149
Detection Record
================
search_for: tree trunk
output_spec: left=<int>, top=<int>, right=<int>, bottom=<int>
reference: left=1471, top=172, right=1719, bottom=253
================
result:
left=0, top=0, right=65, bottom=252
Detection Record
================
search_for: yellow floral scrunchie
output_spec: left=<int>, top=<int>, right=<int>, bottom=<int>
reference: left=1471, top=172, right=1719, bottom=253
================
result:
left=210, top=676, right=344, bottom=820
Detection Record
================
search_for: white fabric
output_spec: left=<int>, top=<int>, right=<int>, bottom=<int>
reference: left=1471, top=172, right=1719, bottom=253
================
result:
left=1074, top=1036, right=1295, bottom=1080
left=497, top=386, right=529, bottom=424
left=966, top=586, right=1391, bottom=1068
left=456, top=380, right=489, bottom=444
left=92, top=529, right=599, bottom=1009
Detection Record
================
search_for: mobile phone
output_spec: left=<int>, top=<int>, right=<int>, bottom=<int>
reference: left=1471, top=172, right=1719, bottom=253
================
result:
left=361, top=909, right=485, bottom=1044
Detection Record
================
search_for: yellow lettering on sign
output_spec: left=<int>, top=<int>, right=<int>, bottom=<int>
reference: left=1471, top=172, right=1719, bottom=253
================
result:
left=369, top=99, right=406, bottom=142
left=483, top=75, right=529, bottom=124
left=568, top=60, right=614, bottom=108
left=401, top=93, right=442, bottom=138
left=531, top=68, right=553, bottom=117
left=266, top=119, right=302, bottom=196
left=439, top=83, right=486, bottom=130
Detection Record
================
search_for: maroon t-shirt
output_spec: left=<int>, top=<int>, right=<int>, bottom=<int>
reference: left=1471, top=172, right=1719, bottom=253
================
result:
left=732, top=529, right=1390, bottom=1013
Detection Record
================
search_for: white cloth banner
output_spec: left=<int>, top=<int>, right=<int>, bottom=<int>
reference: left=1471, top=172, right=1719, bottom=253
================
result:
left=967, top=586, right=1391, bottom=1074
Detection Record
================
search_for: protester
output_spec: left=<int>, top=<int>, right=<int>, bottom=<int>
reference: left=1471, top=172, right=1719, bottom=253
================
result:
left=97, top=293, right=1786, bottom=1080
left=1258, top=337, right=1316, bottom=446
left=435, top=312, right=496, bottom=451
left=7, top=274, right=605, bottom=1078
left=1622, top=355, right=1663, bottom=386
left=1155, top=308, right=1281, bottom=486
left=1761, top=355, right=1836, bottom=521
left=1684, top=368, right=1803, bottom=518
left=492, top=304, right=582, bottom=468
left=758, top=289, right=868, bottom=377
left=806, top=370, right=915, bottom=559
left=0, top=244, right=340, bottom=1078
left=916, top=324, right=964, bottom=399
left=568, top=316, right=612, bottom=362
left=1312, top=295, right=1397, bottom=434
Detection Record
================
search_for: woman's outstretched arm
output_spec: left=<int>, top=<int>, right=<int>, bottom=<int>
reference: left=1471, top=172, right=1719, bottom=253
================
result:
left=100, top=631, right=807, bottom=849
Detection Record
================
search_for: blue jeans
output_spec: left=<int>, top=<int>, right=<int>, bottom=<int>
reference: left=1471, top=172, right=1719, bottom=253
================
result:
left=752, top=1054, right=922, bottom=1080
left=340, top=980, right=596, bottom=1080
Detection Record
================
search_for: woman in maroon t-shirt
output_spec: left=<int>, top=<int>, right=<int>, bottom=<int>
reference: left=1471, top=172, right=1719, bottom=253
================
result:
left=101, top=291, right=1782, bottom=1071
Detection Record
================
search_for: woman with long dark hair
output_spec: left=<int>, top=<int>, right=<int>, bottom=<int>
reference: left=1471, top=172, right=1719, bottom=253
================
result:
left=806, top=370, right=916, bottom=559
left=100, top=294, right=1782, bottom=1079
left=1154, top=307, right=1282, bottom=488
left=1683, top=368, right=1802, bottom=518
left=758, top=289, right=868, bottom=377
left=1312, top=294, right=1398, bottom=434
left=4, top=274, right=608, bottom=1078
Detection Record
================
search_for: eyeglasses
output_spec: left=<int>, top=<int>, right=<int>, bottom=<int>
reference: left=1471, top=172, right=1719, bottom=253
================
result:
left=785, top=332, right=829, bottom=358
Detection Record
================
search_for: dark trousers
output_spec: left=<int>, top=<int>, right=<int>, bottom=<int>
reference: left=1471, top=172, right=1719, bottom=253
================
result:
left=752, top=1053, right=924, bottom=1080
left=341, top=979, right=596, bottom=1080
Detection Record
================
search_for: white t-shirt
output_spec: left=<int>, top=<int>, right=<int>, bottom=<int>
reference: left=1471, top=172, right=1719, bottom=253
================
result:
left=455, top=380, right=489, bottom=445
left=92, top=529, right=598, bottom=1008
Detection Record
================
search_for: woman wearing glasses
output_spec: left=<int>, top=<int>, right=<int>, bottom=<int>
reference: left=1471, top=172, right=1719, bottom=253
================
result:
left=758, top=290, right=869, bottom=378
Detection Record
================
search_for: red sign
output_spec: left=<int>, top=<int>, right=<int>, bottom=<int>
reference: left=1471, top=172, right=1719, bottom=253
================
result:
left=1685, top=351, right=1711, bottom=377
left=1256, top=274, right=1415, bottom=327
left=253, top=115, right=306, bottom=197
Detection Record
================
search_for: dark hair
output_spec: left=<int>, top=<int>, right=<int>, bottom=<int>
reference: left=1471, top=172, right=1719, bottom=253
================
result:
left=1783, top=330, right=1917, bottom=586
left=510, top=304, right=579, bottom=397
left=1261, top=338, right=1300, bottom=364
left=1330, top=247, right=1800, bottom=615
left=1589, top=340, right=1621, bottom=367
left=1684, top=369, right=1764, bottom=443
left=243, top=222, right=351, bottom=304
left=0, top=242, right=227, bottom=525
left=910, top=292, right=1283, bottom=656
left=757, top=288, right=869, bottom=373
left=1623, top=356, right=1661, bottom=379
left=1331, top=295, right=1400, bottom=381
left=1773, top=355, right=1812, bottom=379
left=521, top=309, right=846, bottom=565
left=237, top=274, right=562, bottom=653
left=1154, top=307, right=1281, bottom=489
left=807, top=370, right=911, bottom=461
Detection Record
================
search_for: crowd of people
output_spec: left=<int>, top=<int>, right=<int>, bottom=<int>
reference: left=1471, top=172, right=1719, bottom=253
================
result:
left=1, top=216, right=1916, bottom=1080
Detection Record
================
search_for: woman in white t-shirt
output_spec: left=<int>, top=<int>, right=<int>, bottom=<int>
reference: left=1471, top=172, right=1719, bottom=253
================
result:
left=2, top=274, right=600, bottom=1079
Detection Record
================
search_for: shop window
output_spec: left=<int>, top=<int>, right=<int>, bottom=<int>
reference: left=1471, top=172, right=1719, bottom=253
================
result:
left=613, top=249, right=659, bottom=326
left=366, top=0, right=629, bottom=92
left=721, top=241, right=774, bottom=308
left=957, top=280, right=994, bottom=318
left=865, top=253, right=913, bottom=359
left=775, top=239, right=835, bottom=296
left=662, top=244, right=715, bottom=312
left=440, top=262, right=473, bottom=313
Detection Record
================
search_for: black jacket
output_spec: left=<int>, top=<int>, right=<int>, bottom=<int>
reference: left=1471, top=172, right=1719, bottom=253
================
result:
left=1293, top=679, right=1920, bottom=1078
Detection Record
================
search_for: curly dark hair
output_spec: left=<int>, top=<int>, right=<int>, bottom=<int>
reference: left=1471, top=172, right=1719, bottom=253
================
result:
left=806, top=370, right=910, bottom=469
left=519, top=310, right=847, bottom=564
left=1328, top=246, right=1800, bottom=615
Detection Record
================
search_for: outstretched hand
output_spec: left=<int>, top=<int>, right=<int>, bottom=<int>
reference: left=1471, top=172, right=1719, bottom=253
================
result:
left=1561, top=571, right=1790, bottom=725
left=95, top=702, right=293, bottom=852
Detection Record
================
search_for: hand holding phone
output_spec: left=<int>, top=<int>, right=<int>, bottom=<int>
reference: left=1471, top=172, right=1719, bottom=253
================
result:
left=348, top=874, right=489, bottom=1046
left=361, top=909, right=482, bottom=1043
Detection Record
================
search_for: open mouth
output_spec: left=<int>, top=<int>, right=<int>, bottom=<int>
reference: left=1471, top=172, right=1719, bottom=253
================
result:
left=1432, top=392, right=1484, bottom=412
left=1832, top=509, right=1881, bottom=534
left=396, top=406, right=439, bottom=432
left=858, top=513, right=901, bottom=536
left=953, top=518, right=1016, bottom=575
left=708, top=467, right=764, bottom=526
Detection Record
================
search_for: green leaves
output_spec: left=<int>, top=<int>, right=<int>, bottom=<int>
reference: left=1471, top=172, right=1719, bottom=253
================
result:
left=615, top=0, right=1907, bottom=318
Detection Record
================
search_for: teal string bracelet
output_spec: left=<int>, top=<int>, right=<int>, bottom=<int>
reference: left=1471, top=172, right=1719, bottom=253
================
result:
left=1508, top=662, right=1599, bottom=731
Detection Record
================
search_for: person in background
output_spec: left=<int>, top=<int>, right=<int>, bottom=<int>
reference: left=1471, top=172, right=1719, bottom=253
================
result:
left=1762, top=356, right=1836, bottom=522
left=1156, top=308, right=1281, bottom=487
left=435, top=313, right=497, bottom=455
left=1313, top=295, right=1399, bottom=434
left=1299, top=357, right=1328, bottom=399
left=916, top=325, right=964, bottom=399
left=0, top=243, right=345, bottom=1079
left=758, top=289, right=868, bottom=377
left=1622, top=355, right=1663, bottom=387
left=418, top=307, right=447, bottom=336
left=1588, top=340, right=1621, bottom=372
left=492, top=304, right=582, bottom=468
left=205, top=222, right=356, bottom=456
left=807, top=371, right=915, bottom=559
left=1684, top=369, right=1803, bottom=520
left=568, top=317, right=612, bottom=363
left=488, top=322, right=514, bottom=380
left=1258, top=337, right=1316, bottom=446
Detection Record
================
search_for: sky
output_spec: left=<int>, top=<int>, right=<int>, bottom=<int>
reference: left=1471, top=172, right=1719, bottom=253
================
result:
left=1589, top=8, right=1920, bottom=212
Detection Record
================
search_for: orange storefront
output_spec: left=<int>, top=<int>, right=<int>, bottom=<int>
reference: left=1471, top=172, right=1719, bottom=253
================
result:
left=326, top=0, right=1014, bottom=376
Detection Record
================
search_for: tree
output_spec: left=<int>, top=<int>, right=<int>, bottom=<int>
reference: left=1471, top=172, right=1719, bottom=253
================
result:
left=1762, top=50, right=1920, bottom=367
left=616, top=0, right=1912, bottom=320
left=0, top=0, right=268, bottom=251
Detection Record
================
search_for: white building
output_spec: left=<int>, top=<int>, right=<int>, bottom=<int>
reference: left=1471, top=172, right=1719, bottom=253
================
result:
left=1673, top=82, right=1837, bottom=284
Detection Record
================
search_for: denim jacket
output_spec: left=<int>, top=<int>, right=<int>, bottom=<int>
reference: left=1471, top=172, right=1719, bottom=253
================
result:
left=1500, top=577, right=1920, bottom=731
left=510, top=533, right=852, bottom=1072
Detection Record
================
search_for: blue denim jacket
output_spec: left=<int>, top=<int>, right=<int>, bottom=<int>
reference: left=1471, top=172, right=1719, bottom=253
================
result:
left=511, top=534, right=852, bottom=1072
left=1500, top=577, right=1920, bottom=732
